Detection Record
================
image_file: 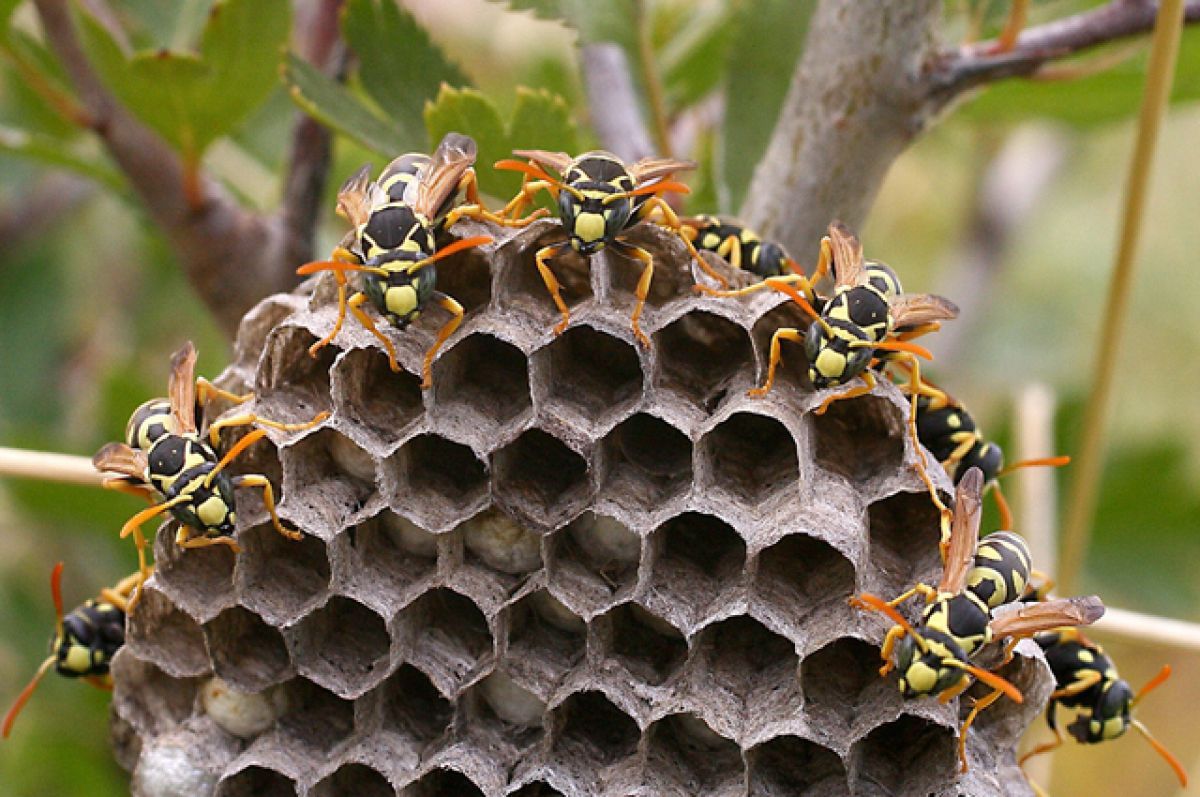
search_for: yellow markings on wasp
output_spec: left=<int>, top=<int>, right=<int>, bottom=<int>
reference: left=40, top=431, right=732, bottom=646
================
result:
left=64, top=645, right=92, bottom=673
left=575, top=213, right=606, bottom=244
left=196, top=496, right=229, bottom=528
left=385, top=285, right=420, bottom=317
left=814, top=348, right=847, bottom=379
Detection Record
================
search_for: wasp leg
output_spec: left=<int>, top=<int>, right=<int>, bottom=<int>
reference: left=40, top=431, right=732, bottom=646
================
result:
left=348, top=292, right=401, bottom=372
left=1049, top=669, right=1103, bottom=701
left=716, top=234, right=742, bottom=272
left=877, top=624, right=906, bottom=676
left=622, top=244, right=655, bottom=349
left=1019, top=725, right=1064, bottom=768
left=894, top=354, right=953, bottom=541
left=958, top=688, right=1007, bottom=772
left=449, top=170, right=549, bottom=228
left=534, top=243, right=572, bottom=336
left=195, top=378, right=252, bottom=408
left=637, top=195, right=730, bottom=290
left=694, top=273, right=810, bottom=299
left=937, top=675, right=973, bottom=705
left=305, top=246, right=359, bottom=360
left=814, top=371, right=878, bottom=416
left=486, top=178, right=556, bottom=224
left=176, top=528, right=242, bottom=552
left=206, top=409, right=330, bottom=449
left=120, top=495, right=188, bottom=608
left=234, top=473, right=300, bottom=542
left=422, top=293, right=464, bottom=389
left=749, top=327, right=805, bottom=398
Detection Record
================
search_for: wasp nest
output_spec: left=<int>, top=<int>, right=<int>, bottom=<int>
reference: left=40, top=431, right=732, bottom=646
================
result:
left=110, top=219, right=1051, bottom=796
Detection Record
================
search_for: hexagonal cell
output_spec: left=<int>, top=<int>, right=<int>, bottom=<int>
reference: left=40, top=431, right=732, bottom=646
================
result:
left=753, top=533, right=856, bottom=626
left=378, top=663, right=453, bottom=757
left=606, top=223, right=695, bottom=312
left=217, top=427, right=284, bottom=497
left=126, top=587, right=210, bottom=678
left=697, top=615, right=799, bottom=707
left=867, top=490, right=942, bottom=599
left=430, top=232, right=493, bottom=313
left=311, top=763, right=395, bottom=797
left=492, top=429, right=590, bottom=528
left=332, top=346, right=423, bottom=447
left=473, top=669, right=547, bottom=729
left=507, top=782, right=564, bottom=797
left=111, top=653, right=202, bottom=737
left=217, top=766, right=299, bottom=797
left=429, top=333, right=531, bottom=431
left=646, top=713, right=743, bottom=795
left=402, top=768, right=485, bottom=797
left=152, top=527, right=236, bottom=622
left=546, top=514, right=640, bottom=613
left=802, top=637, right=892, bottom=738
left=383, top=433, right=488, bottom=532
left=498, top=226, right=592, bottom=324
left=646, top=513, right=746, bottom=627
left=598, top=412, right=693, bottom=509
left=275, top=677, right=354, bottom=756
left=746, top=736, right=847, bottom=796
left=460, top=506, right=544, bottom=577
left=536, top=325, right=642, bottom=423
left=810, top=394, right=905, bottom=485
left=653, top=311, right=753, bottom=412
left=749, top=300, right=815, bottom=395
left=395, top=588, right=494, bottom=694
left=236, top=522, right=331, bottom=626
left=550, top=691, right=640, bottom=768
left=282, top=428, right=378, bottom=532
left=204, top=606, right=292, bottom=692
left=291, top=596, right=391, bottom=698
left=849, top=714, right=955, bottom=796
left=599, top=602, right=687, bottom=687
left=255, top=325, right=336, bottom=425
left=504, top=590, right=586, bottom=687
left=699, top=412, right=800, bottom=506
left=338, top=512, right=438, bottom=613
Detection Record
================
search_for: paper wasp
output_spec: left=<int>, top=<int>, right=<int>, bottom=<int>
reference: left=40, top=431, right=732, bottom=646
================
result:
left=298, top=133, right=535, bottom=388
left=491, top=149, right=728, bottom=347
left=852, top=468, right=1105, bottom=771
left=679, top=215, right=801, bottom=280
left=2, top=563, right=138, bottom=738
left=93, top=342, right=326, bottom=603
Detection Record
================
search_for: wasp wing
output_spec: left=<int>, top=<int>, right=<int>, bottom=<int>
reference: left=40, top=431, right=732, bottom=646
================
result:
left=628, top=156, right=697, bottom=186
left=512, top=149, right=576, bottom=175
left=413, top=133, right=477, bottom=221
left=168, top=342, right=198, bottom=434
left=989, top=596, right=1106, bottom=639
left=336, top=165, right=376, bottom=229
left=939, top=467, right=984, bottom=594
left=828, top=222, right=865, bottom=289
left=890, top=293, right=960, bottom=329
left=93, top=442, right=149, bottom=480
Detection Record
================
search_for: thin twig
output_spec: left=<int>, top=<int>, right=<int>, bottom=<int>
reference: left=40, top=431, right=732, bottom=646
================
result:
left=1059, top=0, right=1186, bottom=595
left=0, top=448, right=103, bottom=487
left=634, top=0, right=672, bottom=157
left=580, top=42, right=656, bottom=163
left=1093, top=606, right=1200, bottom=651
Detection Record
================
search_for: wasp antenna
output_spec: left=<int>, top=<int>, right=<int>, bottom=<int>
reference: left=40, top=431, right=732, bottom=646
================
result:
left=868, top=339, right=935, bottom=360
left=494, top=159, right=582, bottom=200
left=296, top=261, right=388, bottom=277
left=998, top=455, right=1072, bottom=477
left=617, top=179, right=691, bottom=200
left=764, top=279, right=828, bottom=332
left=1133, top=664, right=1172, bottom=705
left=853, top=593, right=932, bottom=654
left=413, top=236, right=494, bottom=269
left=49, top=562, right=65, bottom=639
left=1131, top=719, right=1188, bottom=787
left=2, top=656, right=56, bottom=738
left=950, top=660, right=1024, bottom=704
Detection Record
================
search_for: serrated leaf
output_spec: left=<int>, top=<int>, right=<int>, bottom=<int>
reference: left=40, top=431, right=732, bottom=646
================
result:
left=77, top=0, right=290, bottom=160
left=343, top=0, right=468, bottom=144
left=0, top=124, right=127, bottom=191
left=492, top=0, right=635, bottom=47
left=959, top=26, right=1200, bottom=127
left=719, top=0, right=813, bottom=212
left=424, top=84, right=577, bottom=200
left=283, top=52, right=407, bottom=157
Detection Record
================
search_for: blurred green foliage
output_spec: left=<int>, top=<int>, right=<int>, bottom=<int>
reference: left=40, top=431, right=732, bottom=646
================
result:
left=0, top=1, right=1198, bottom=795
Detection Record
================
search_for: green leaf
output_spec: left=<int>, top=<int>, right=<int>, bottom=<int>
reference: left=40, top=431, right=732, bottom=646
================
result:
left=0, top=0, right=20, bottom=32
left=283, top=52, right=407, bottom=157
left=719, top=0, right=813, bottom=212
left=659, top=2, right=735, bottom=110
left=424, top=84, right=577, bottom=200
left=77, top=0, right=290, bottom=160
left=342, top=0, right=468, bottom=145
left=493, top=0, right=636, bottom=47
left=960, top=27, right=1200, bottom=127
left=0, top=125, right=126, bottom=191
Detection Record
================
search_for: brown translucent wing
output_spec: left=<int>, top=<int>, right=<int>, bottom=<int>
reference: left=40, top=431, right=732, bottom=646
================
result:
left=939, top=467, right=984, bottom=594
left=93, top=442, right=149, bottom=480
left=168, top=342, right=198, bottom=434
left=512, top=149, right=575, bottom=175
left=989, top=596, right=1106, bottom=639
left=336, top=165, right=375, bottom=228
left=628, top=156, right=697, bottom=185
left=413, top=133, right=477, bottom=220
left=828, top=222, right=865, bottom=288
left=889, top=293, right=960, bottom=328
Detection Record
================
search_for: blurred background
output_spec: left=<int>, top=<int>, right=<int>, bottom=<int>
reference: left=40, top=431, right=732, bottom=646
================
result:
left=0, top=0, right=1197, bottom=794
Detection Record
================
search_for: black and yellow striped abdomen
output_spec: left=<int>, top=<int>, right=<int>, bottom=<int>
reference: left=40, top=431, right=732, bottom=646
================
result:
left=967, top=530, right=1032, bottom=610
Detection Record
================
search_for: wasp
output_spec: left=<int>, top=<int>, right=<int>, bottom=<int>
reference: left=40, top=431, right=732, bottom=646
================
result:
left=298, top=133, right=535, bottom=388
left=902, top=375, right=1071, bottom=530
left=492, top=150, right=729, bottom=347
left=678, top=215, right=801, bottom=280
left=93, top=343, right=326, bottom=603
left=2, top=562, right=139, bottom=738
left=1020, top=629, right=1187, bottom=789
left=852, top=468, right=1105, bottom=771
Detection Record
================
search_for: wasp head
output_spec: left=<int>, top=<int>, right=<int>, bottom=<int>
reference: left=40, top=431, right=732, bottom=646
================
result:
left=894, top=629, right=971, bottom=699
left=804, top=318, right=873, bottom=388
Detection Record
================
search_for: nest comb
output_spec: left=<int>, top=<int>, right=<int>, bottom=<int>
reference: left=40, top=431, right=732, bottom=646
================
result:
left=109, top=219, right=1052, bottom=796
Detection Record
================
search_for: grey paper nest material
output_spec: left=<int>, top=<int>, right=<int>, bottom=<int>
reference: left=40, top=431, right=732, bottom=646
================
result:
left=110, top=220, right=1050, bottom=796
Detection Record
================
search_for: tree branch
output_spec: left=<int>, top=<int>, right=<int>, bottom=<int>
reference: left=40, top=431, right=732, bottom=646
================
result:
left=580, top=42, right=656, bottom=163
left=929, top=0, right=1200, bottom=107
